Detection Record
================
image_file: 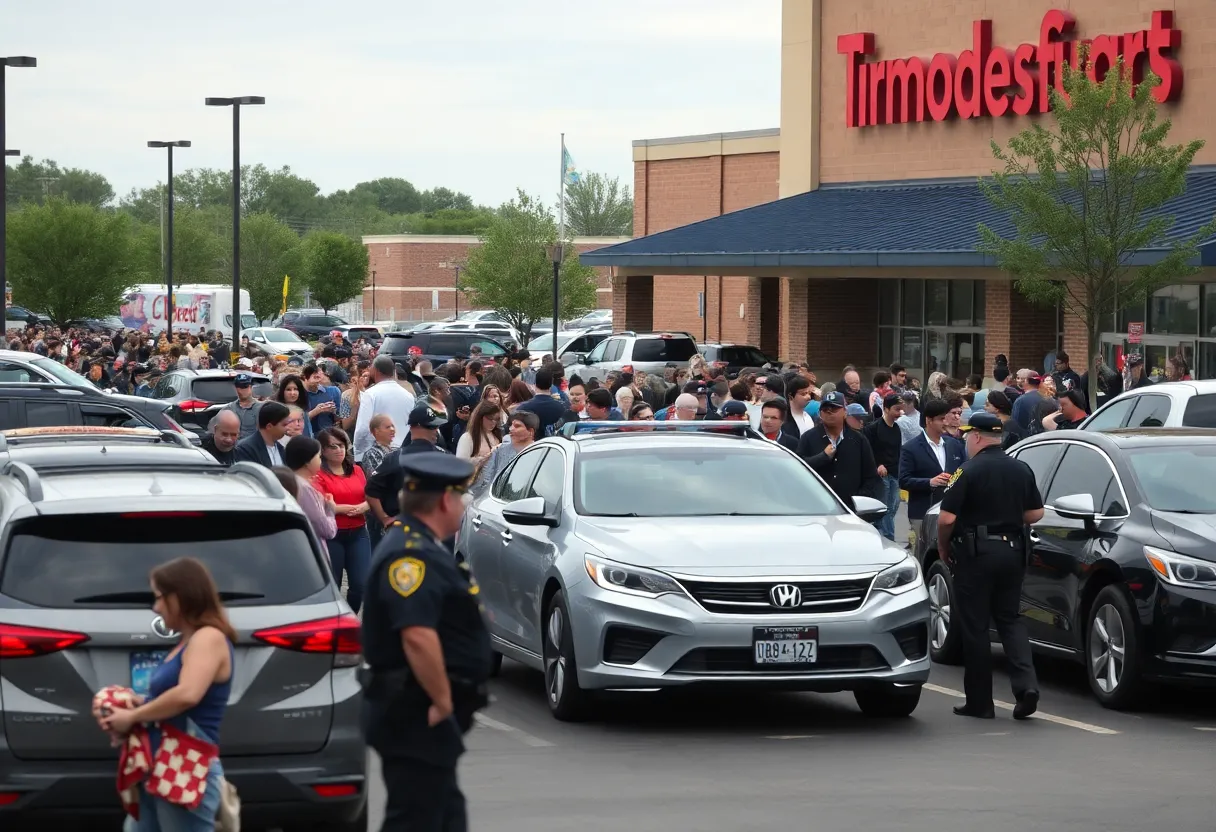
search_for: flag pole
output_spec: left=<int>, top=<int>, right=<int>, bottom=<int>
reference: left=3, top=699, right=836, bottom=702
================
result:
left=553, top=133, right=565, bottom=359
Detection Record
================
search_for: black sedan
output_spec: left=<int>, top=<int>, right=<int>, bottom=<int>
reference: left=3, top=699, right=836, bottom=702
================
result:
left=916, top=428, right=1216, bottom=709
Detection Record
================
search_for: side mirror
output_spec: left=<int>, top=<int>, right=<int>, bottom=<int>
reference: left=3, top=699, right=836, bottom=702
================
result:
left=501, top=496, right=559, bottom=528
left=575, top=353, right=589, bottom=365
left=852, top=495, right=889, bottom=523
left=1053, top=493, right=1097, bottom=520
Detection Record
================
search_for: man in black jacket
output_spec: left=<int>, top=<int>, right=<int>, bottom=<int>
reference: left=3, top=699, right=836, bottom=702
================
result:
left=798, top=391, right=880, bottom=510
left=862, top=393, right=904, bottom=540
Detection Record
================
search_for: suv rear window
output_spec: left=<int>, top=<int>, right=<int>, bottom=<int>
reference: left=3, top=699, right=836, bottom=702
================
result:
left=192, top=378, right=274, bottom=401
left=0, top=513, right=327, bottom=608
left=380, top=335, right=412, bottom=354
left=714, top=346, right=770, bottom=366
left=632, top=337, right=697, bottom=363
left=345, top=328, right=380, bottom=340
left=1182, top=394, right=1216, bottom=427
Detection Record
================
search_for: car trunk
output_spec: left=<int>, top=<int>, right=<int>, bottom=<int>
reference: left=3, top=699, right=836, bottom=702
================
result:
left=0, top=511, right=348, bottom=760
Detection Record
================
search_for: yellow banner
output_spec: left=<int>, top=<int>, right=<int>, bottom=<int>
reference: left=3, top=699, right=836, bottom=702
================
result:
left=280, top=275, right=291, bottom=316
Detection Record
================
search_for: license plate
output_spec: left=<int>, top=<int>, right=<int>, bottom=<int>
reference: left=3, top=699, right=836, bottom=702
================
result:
left=753, top=626, right=818, bottom=665
left=130, top=650, right=170, bottom=698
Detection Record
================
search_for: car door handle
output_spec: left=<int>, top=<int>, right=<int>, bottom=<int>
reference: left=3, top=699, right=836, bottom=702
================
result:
left=470, top=514, right=482, bottom=527
left=1028, top=531, right=1041, bottom=544
left=500, top=530, right=513, bottom=543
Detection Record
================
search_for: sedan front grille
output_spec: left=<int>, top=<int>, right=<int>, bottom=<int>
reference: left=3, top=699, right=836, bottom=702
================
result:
left=678, top=576, right=874, bottom=615
left=669, top=646, right=888, bottom=675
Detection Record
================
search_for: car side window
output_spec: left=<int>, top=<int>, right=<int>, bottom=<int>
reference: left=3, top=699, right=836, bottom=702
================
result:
left=428, top=335, right=467, bottom=355
left=1127, top=393, right=1171, bottom=427
left=0, top=361, right=35, bottom=383
left=1011, top=443, right=1064, bottom=495
left=1084, top=397, right=1134, bottom=431
left=526, top=449, right=564, bottom=513
left=81, top=404, right=144, bottom=428
left=470, top=339, right=506, bottom=357
left=604, top=339, right=625, bottom=362
left=24, top=401, right=74, bottom=428
left=496, top=449, right=544, bottom=503
left=1044, top=445, right=1120, bottom=516
left=0, top=402, right=18, bottom=430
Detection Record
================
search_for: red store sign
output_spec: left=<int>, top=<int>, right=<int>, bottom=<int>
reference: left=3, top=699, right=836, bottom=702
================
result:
left=837, top=10, right=1182, bottom=128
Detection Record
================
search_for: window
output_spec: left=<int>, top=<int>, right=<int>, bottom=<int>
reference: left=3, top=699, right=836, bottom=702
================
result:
left=878, top=328, right=897, bottom=367
left=1182, top=394, right=1216, bottom=427
left=24, top=401, right=73, bottom=428
left=1013, top=443, right=1065, bottom=495
left=715, top=347, right=770, bottom=366
left=1044, top=445, right=1119, bottom=516
left=900, top=330, right=924, bottom=372
left=1127, top=447, right=1216, bottom=512
left=974, top=281, right=986, bottom=325
left=925, top=280, right=949, bottom=326
left=586, top=339, right=609, bottom=363
left=469, top=339, right=506, bottom=357
left=630, top=337, right=697, bottom=363
left=81, top=404, right=146, bottom=428
left=426, top=334, right=469, bottom=356
left=901, top=279, right=924, bottom=326
left=1085, top=397, right=1134, bottom=431
left=0, top=403, right=19, bottom=430
left=879, top=281, right=898, bottom=326
left=526, top=449, right=565, bottom=512
left=604, top=339, right=626, bottom=362
left=497, top=449, right=544, bottom=503
left=192, top=379, right=274, bottom=402
left=949, top=281, right=976, bottom=326
left=1204, top=285, right=1216, bottom=337
left=1127, top=394, right=1171, bottom=428
left=1147, top=284, right=1199, bottom=335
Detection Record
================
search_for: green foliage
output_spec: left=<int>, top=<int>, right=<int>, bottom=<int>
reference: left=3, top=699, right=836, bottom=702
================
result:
left=5, top=156, right=115, bottom=209
left=131, top=205, right=228, bottom=286
left=979, top=50, right=1213, bottom=410
left=239, top=213, right=305, bottom=320
left=300, top=232, right=369, bottom=312
left=4, top=198, right=133, bottom=324
left=563, top=172, right=633, bottom=236
left=461, top=191, right=598, bottom=342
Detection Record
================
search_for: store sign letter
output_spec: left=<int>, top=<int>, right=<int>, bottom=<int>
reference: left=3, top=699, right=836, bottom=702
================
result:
left=839, top=10, right=1182, bottom=128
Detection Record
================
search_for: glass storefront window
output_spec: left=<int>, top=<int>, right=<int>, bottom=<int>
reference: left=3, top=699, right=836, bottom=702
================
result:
left=878, top=327, right=897, bottom=366
left=1203, top=285, right=1216, bottom=337
left=901, top=279, right=923, bottom=326
left=1147, top=284, right=1199, bottom=336
left=900, top=329, right=923, bottom=374
left=949, top=281, right=974, bottom=326
left=926, top=280, right=949, bottom=326
left=927, top=329, right=946, bottom=376
left=974, top=282, right=986, bottom=325
left=1200, top=342, right=1216, bottom=379
left=879, top=282, right=898, bottom=326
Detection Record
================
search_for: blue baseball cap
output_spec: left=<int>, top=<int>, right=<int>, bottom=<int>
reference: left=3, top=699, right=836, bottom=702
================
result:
left=820, top=391, right=847, bottom=410
left=233, top=373, right=252, bottom=388
left=846, top=403, right=868, bottom=418
left=720, top=400, right=748, bottom=417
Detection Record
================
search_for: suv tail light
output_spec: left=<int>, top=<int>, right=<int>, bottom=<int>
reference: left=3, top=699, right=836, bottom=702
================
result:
left=253, top=614, right=361, bottom=654
left=178, top=399, right=212, bottom=413
left=0, top=623, right=90, bottom=658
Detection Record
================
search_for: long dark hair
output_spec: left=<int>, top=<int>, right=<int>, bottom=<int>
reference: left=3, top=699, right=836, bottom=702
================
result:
left=276, top=374, right=307, bottom=406
left=467, top=400, right=504, bottom=456
left=150, top=557, right=237, bottom=642
left=316, top=427, right=354, bottom=476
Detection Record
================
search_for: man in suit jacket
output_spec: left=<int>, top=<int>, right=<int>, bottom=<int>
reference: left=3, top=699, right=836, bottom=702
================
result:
left=759, top=397, right=800, bottom=452
left=797, top=391, right=880, bottom=510
left=898, top=398, right=966, bottom=540
left=234, top=401, right=292, bottom=468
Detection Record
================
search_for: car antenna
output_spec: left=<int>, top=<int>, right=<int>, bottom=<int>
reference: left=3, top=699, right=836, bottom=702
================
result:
left=148, top=474, right=164, bottom=496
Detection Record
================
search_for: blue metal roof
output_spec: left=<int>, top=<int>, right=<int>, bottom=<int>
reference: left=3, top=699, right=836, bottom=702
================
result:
left=581, top=170, right=1216, bottom=270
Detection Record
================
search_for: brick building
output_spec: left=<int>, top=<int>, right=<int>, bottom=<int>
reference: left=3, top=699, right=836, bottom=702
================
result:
left=361, top=235, right=628, bottom=324
left=585, top=0, right=1216, bottom=383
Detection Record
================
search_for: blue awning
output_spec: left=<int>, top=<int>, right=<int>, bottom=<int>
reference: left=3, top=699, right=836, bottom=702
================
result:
left=581, top=170, right=1216, bottom=270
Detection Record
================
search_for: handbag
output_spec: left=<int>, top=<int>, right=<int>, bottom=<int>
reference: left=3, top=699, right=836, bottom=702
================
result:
left=216, top=777, right=242, bottom=832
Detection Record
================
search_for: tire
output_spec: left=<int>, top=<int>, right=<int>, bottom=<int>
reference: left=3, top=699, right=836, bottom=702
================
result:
left=489, top=650, right=503, bottom=677
left=1086, top=585, right=1149, bottom=710
left=854, top=684, right=922, bottom=718
left=542, top=591, right=592, bottom=721
left=926, top=559, right=963, bottom=665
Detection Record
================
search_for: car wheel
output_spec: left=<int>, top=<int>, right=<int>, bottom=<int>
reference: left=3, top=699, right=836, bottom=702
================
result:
left=854, top=684, right=922, bottom=718
left=489, top=650, right=503, bottom=677
left=926, top=560, right=962, bottom=665
left=542, top=591, right=591, bottom=721
left=1086, top=585, right=1149, bottom=710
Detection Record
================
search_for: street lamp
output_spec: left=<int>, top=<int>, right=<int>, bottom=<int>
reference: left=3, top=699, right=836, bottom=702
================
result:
left=370, top=270, right=376, bottom=322
left=438, top=261, right=465, bottom=318
left=546, top=244, right=563, bottom=357
left=1, top=56, right=36, bottom=316
left=205, top=95, right=264, bottom=352
left=148, top=141, right=191, bottom=335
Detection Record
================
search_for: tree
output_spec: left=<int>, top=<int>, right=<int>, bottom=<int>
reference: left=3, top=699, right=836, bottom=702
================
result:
left=130, top=205, right=227, bottom=286
left=239, top=213, right=305, bottom=321
left=563, top=172, right=633, bottom=236
left=300, top=231, right=368, bottom=312
left=5, top=198, right=133, bottom=324
left=461, top=190, right=598, bottom=342
left=979, top=52, right=1213, bottom=412
left=420, top=187, right=474, bottom=213
left=5, top=156, right=115, bottom=209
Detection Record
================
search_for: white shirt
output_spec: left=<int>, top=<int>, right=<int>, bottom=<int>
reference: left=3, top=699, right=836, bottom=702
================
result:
left=790, top=408, right=813, bottom=435
left=265, top=441, right=283, bottom=467
left=923, top=429, right=946, bottom=471
left=353, top=379, right=416, bottom=461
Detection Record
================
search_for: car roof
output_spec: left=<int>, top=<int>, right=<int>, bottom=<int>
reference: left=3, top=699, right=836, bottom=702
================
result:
left=168, top=369, right=272, bottom=380
left=1015, top=426, right=1216, bottom=453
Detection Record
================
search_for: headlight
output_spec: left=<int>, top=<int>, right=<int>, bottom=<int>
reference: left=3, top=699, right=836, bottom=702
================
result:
left=873, top=555, right=922, bottom=595
left=584, top=555, right=685, bottom=599
left=1144, top=546, right=1216, bottom=590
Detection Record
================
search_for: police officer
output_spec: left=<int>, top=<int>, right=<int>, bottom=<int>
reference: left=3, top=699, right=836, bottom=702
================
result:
left=360, top=453, right=492, bottom=831
left=936, top=411, right=1045, bottom=720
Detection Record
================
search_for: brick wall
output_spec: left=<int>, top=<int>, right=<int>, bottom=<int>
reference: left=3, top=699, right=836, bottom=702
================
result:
left=984, top=281, right=1060, bottom=375
left=805, top=278, right=879, bottom=373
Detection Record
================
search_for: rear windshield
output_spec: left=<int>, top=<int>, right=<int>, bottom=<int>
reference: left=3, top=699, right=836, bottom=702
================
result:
left=0, top=513, right=328, bottom=608
left=716, top=346, right=770, bottom=366
left=380, top=335, right=412, bottom=354
left=345, top=328, right=380, bottom=339
left=1182, top=394, right=1216, bottom=427
left=632, top=338, right=697, bottom=363
left=192, top=379, right=274, bottom=402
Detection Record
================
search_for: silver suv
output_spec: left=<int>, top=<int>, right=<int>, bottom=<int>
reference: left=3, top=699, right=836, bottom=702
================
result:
left=569, top=331, right=699, bottom=381
left=458, top=421, right=931, bottom=721
left=0, top=429, right=367, bottom=831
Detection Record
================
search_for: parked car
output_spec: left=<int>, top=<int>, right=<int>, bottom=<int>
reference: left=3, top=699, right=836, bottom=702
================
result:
left=915, top=427, right=1216, bottom=709
left=379, top=331, right=510, bottom=367
left=4, top=307, right=51, bottom=329
left=427, top=320, right=521, bottom=344
left=148, top=369, right=275, bottom=433
left=563, top=309, right=612, bottom=330
left=62, top=317, right=125, bottom=334
left=243, top=326, right=313, bottom=359
left=332, top=324, right=383, bottom=347
left=1081, top=380, right=1216, bottom=431
left=571, top=331, right=699, bottom=381
left=697, top=343, right=778, bottom=378
left=460, top=420, right=930, bottom=721
left=0, top=429, right=366, bottom=830
left=272, top=310, right=350, bottom=340
left=526, top=330, right=611, bottom=365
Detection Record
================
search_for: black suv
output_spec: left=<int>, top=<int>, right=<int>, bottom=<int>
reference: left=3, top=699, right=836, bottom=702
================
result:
left=150, top=369, right=275, bottom=432
left=697, top=343, right=777, bottom=379
left=380, top=330, right=510, bottom=366
left=4, top=307, right=51, bottom=329
left=274, top=310, right=350, bottom=340
left=0, top=385, right=160, bottom=433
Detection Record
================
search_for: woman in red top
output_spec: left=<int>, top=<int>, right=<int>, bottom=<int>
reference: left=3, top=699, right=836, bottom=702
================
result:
left=312, top=428, right=371, bottom=613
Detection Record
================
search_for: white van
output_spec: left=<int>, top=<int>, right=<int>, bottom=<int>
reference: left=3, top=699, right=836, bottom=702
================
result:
left=120, top=284, right=257, bottom=340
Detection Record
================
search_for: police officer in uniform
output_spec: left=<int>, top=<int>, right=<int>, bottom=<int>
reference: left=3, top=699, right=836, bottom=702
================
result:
left=936, top=411, right=1045, bottom=720
left=360, top=453, right=492, bottom=831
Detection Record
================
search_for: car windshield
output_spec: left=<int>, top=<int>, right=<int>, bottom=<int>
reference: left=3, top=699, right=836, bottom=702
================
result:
left=29, top=356, right=93, bottom=389
left=632, top=338, right=698, bottom=363
left=716, top=346, right=770, bottom=366
left=261, top=328, right=303, bottom=342
left=575, top=446, right=843, bottom=517
left=1126, top=446, right=1216, bottom=512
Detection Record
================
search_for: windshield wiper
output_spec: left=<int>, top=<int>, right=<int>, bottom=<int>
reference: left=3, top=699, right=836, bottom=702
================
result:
left=74, top=590, right=265, bottom=603
left=590, top=512, right=642, bottom=517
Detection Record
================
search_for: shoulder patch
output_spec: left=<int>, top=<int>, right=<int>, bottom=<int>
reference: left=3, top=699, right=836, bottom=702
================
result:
left=946, top=468, right=963, bottom=488
left=388, top=557, right=426, bottom=598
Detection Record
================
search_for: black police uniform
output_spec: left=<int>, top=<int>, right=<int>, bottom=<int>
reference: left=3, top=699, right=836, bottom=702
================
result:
left=360, top=453, right=492, bottom=832
left=938, top=412, right=1044, bottom=718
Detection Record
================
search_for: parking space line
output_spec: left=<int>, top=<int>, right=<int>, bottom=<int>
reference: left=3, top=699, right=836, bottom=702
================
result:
left=474, top=713, right=555, bottom=747
left=923, top=683, right=1119, bottom=735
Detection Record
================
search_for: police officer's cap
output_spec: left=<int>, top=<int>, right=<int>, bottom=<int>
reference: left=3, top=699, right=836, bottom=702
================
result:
left=401, top=453, right=475, bottom=493
left=408, top=403, right=448, bottom=428
left=960, top=411, right=1003, bottom=434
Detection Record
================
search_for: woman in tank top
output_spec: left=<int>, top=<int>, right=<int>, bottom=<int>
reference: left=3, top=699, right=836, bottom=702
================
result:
left=99, top=556, right=235, bottom=831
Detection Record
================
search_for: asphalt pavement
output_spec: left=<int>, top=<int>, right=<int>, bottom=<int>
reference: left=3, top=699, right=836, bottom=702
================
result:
left=363, top=507, right=1216, bottom=832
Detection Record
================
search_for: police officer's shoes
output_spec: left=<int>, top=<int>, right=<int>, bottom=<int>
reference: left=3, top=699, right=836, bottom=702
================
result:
left=1013, top=690, right=1039, bottom=720
left=952, top=704, right=995, bottom=719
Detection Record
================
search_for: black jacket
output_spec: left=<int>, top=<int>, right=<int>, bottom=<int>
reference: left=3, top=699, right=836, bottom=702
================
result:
left=233, top=432, right=276, bottom=467
left=201, top=435, right=235, bottom=466
left=797, top=425, right=880, bottom=510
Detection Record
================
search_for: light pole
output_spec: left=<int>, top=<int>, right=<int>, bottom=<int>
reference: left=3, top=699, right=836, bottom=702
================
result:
left=205, top=95, right=264, bottom=352
left=1, top=56, right=36, bottom=316
left=546, top=244, right=563, bottom=357
left=148, top=141, right=190, bottom=336
left=438, top=261, right=465, bottom=319
left=370, top=270, right=376, bottom=322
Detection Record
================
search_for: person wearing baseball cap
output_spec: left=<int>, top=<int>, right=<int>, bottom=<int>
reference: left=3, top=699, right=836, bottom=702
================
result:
left=682, top=379, right=717, bottom=419
left=719, top=399, right=750, bottom=421
left=1125, top=352, right=1153, bottom=389
left=364, top=403, right=450, bottom=534
left=845, top=402, right=869, bottom=431
left=220, top=371, right=264, bottom=439
left=796, top=390, right=880, bottom=511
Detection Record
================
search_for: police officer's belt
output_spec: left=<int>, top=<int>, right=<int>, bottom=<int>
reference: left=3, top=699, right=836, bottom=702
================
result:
left=962, top=525, right=1023, bottom=539
left=358, top=666, right=489, bottom=734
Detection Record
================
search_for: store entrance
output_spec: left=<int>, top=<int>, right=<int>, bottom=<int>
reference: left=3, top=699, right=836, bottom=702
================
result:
left=926, top=330, right=985, bottom=381
left=1101, top=336, right=1195, bottom=382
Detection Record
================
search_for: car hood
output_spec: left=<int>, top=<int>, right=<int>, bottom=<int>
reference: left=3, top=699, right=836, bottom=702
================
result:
left=265, top=339, right=310, bottom=351
left=1149, top=509, right=1216, bottom=562
left=575, top=514, right=905, bottom=577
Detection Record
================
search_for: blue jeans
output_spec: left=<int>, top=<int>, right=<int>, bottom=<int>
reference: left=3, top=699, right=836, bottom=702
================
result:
left=875, top=475, right=901, bottom=541
left=124, top=721, right=222, bottom=832
left=329, top=525, right=372, bottom=613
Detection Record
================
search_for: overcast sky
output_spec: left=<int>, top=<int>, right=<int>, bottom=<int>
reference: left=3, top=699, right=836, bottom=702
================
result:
left=3, top=0, right=780, bottom=208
